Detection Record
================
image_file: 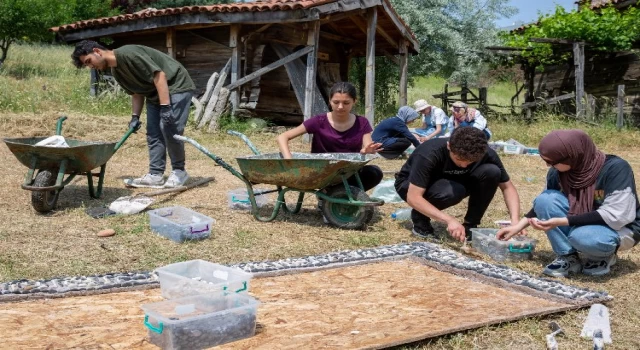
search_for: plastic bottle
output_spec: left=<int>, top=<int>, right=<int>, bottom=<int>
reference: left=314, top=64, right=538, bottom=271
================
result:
left=390, top=208, right=412, bottom=221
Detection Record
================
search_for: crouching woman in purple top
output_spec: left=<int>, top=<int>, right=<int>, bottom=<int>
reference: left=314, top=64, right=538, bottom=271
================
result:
left=277, top=82, right=384, bottom=191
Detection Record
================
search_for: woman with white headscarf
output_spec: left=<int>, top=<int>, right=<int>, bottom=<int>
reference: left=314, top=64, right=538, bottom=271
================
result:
left=372, top=106, right=421, bottom=159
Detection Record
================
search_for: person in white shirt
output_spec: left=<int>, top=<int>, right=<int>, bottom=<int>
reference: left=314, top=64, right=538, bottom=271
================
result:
left=412, top=99, right=448, bottom=141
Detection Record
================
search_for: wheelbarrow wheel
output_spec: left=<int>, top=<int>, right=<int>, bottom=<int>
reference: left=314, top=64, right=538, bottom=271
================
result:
left=31, top=169, right=60, bottom=213
left=322, top=186, right=374, bottom=230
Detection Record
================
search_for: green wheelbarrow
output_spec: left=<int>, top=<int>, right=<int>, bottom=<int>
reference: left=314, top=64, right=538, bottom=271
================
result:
left=174, top=132, right=384, bottom=230
left=3, top=116, right=135, bottom=213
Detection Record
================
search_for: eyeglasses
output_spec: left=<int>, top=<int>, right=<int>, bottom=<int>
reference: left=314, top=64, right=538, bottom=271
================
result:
left=452, top=107, right=463, bottom=112
left=541, top=156, right=567, bottom=166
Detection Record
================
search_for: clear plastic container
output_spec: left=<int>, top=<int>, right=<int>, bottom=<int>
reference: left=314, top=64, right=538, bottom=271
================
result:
left=227, top=188, right=270, bottom=210
left=155, top=259, right=253, bottom=299
left=471, top=228, right=537, bottom=262
left=148, top=207, right=214, bottom=243
left=141, top=293, right=259, bottom=350
left=503, top=144, right=525, bottom=154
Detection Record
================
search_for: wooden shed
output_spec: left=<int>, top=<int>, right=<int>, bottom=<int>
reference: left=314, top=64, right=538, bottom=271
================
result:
left=51, top=0, right=419, bottom=126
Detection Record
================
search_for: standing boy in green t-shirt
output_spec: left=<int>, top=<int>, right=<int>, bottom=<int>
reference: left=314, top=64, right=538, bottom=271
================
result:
left=72, top=40, right=196, bottom=188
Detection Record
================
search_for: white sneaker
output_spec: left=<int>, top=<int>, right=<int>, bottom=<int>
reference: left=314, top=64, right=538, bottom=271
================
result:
left=164, top=169, right=189, bottom=187
left=125, top=173, right=165, bottom=188
left=582, top=255, right=617, bottom=276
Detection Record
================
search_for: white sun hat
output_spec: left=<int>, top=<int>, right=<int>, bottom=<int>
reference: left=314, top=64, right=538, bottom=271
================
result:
left=413, top=99, right=431, bottom=112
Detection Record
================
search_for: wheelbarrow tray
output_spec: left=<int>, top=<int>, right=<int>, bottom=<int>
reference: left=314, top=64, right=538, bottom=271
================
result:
left=4, top=137, right=117, bottom=173
left=236, top=152, right=375, bottom=191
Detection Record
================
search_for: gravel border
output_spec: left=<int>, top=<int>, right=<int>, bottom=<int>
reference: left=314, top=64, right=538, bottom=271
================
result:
left=0, top=242, right=611, bottom=303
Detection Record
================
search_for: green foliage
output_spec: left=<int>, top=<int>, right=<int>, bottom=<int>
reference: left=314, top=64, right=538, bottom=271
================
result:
left=350, top=0, right=516, bottom=111
left=0, top=0, right=115, bottom=66
left=502, top=5, right=640, bottom=66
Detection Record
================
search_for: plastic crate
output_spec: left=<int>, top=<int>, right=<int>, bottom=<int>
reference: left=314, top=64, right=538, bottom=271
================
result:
left=503, top=144, right=525, bottom=155
left=227, top=188, right=271, bottom=210
left=142, top=293, right=259, bottom=350
left=525, top=147, right=540, bottom=155
left=471, top=228, right=537, bottom=262
left=155, top=259, right=253, bottom=299
left=149, top=207, right=214, bottom=243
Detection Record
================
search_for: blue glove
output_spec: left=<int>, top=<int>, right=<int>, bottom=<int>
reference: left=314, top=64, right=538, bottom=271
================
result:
left=128, top=115, right=142, bottom=133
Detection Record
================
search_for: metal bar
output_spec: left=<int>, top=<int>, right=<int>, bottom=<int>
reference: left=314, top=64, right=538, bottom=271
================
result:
left=56, top=116, right=68, bottom=136
left=226, top=130, right=261, bottom=155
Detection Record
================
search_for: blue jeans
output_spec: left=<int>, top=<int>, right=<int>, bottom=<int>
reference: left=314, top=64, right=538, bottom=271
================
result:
left=146, top=91, right=193, bottom=174
left=414, top=126, right=446, bottom=137
left=533, top=190, right=619, bottom=257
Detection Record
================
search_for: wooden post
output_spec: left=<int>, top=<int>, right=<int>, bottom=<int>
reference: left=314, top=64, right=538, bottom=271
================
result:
left=617, top=84, right=625, bottom=130
left=586, top=94, right=596, bottom=121
left=442, top=83, right=448, bottom=110
left=166, top=27, right=176, bottom=59
left=303, top=21, right=320, bottom=143
left=573, top=42, right=585, bottom=118
left=229, top=24, right=241, bottom=118
left=90, top=69, right=99, bottom=97
left=398, top=41, right=408, bottom=106
left=364, top=8, right=377, bottom=127
left=460, top=82, right=467, bottom=103
left=479, top=87, right=487, bottom=113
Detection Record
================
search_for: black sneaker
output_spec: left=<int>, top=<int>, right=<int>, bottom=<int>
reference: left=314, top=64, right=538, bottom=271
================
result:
left=411, top=222, right=436, bottom=239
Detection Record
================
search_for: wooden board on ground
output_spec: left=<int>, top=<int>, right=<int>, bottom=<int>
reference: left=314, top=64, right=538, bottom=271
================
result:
left=0, top=260, right=575, bottom=349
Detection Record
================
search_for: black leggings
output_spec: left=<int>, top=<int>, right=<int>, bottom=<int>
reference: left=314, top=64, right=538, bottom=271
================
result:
left=348, top=165, right=383, bottom=191
left=394, top=163, right=501, bottom=230
left=378, top=138, right=412, bottom=159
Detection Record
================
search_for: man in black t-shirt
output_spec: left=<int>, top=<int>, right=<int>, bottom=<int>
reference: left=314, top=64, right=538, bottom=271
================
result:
left=394, top=127, right=523, bottom=241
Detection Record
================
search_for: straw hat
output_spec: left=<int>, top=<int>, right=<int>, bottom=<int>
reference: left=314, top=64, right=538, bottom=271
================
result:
left=413, top=99, right=431, bottom=112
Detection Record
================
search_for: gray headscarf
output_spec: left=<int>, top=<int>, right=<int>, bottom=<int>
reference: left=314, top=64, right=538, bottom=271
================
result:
left=396, top=106, right=419, bottom=123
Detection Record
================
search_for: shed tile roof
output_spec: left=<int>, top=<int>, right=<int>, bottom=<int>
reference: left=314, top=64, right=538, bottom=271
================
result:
left=53, top=0, right=342, bottom=32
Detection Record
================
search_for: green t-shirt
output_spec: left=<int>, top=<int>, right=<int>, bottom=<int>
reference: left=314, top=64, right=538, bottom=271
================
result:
left=111, top=45, right=195, bottom=104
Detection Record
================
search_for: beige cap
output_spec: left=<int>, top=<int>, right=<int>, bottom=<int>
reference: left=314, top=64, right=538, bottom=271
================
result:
left=413, top=99, right=431, bottom=112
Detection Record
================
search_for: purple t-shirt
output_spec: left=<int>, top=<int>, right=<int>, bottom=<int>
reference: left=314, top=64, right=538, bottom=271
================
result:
left=303, top=113, right=372, bottom=153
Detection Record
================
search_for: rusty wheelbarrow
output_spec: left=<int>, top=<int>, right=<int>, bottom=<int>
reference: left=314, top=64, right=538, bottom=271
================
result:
left=3, top=116, right=135, bottom=213
left=174, top=132, right=384, bottom=230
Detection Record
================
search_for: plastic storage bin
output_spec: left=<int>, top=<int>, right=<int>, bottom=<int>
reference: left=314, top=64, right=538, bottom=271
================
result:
left=471, top=228, right=537, bottom=262
left=227, top=188, right=270, bottom=210
left=503, top=144, right=525, bottom=155
left=155, top=259, right=253, bottom=299
left=142, top=293, right=259, bottom=350
left=149, top=207, right=214, bottom=243
left=525, top=147, right=540, bottom=155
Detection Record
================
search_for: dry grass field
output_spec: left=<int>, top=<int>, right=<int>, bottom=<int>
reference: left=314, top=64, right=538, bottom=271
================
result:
left=2, top=43, right=640, bottom=349
left=1, top=112, right=639, bottom=349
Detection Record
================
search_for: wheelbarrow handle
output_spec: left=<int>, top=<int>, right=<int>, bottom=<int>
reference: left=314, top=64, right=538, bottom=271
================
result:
left=113, top=127, right=136, bottom=152
left=227, top=130, right=261, bottom=155
left=173, top=135, right=248, bottom=183
left=56, top=116, right=68, bottom=136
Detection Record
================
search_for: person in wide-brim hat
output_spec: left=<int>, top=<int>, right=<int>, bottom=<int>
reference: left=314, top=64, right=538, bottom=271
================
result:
left=411, top=99, right=448, bottom=141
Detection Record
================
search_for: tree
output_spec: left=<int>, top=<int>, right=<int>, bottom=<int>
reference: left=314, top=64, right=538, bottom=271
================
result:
left=0, top=0, right=115, bottom=67
left=350, top=0, right=516, bottom=112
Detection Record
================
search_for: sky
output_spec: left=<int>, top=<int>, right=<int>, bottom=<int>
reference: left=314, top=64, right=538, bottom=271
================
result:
left=495, top=0, right=578, bottom=28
